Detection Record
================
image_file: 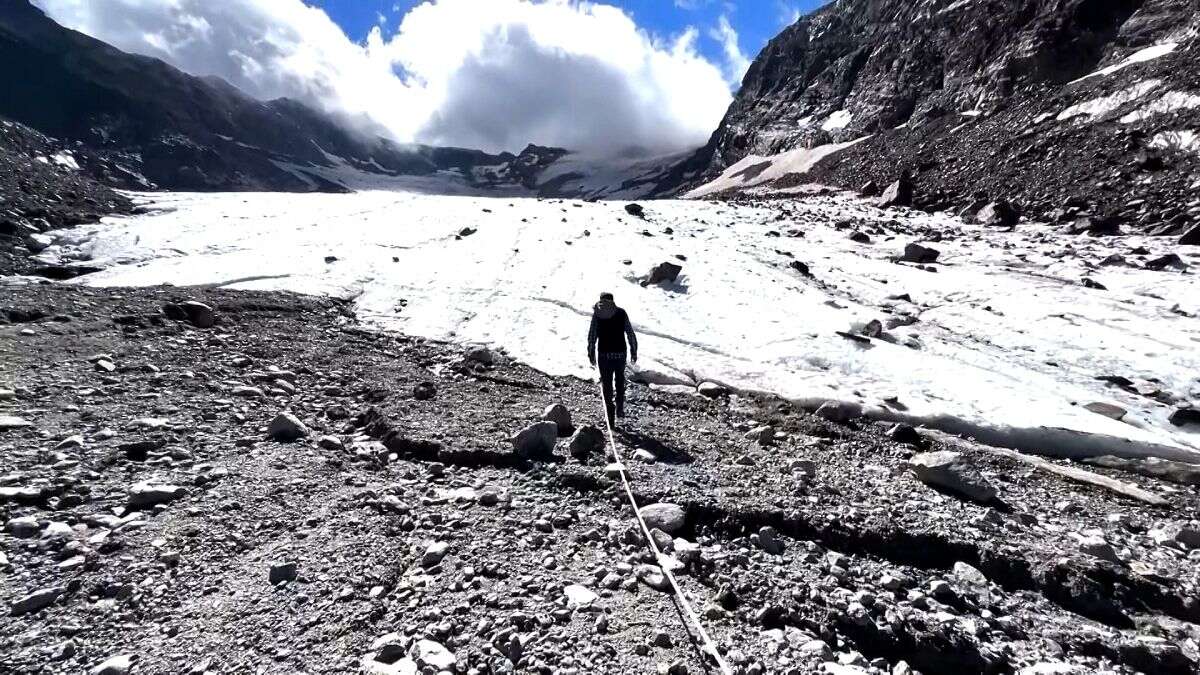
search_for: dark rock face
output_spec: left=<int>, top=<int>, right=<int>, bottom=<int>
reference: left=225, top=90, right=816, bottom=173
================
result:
left=667, top=0, right=1200, bottom=233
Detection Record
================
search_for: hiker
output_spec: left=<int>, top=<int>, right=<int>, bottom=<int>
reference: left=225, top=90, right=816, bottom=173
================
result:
left=587, top=292, right=638, bottom=426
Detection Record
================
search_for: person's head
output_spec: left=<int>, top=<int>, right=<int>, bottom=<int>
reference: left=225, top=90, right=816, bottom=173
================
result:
left=599, top=292, right=614, bottom=303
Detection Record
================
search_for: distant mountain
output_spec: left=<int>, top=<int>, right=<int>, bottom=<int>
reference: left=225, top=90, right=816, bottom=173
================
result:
left=0, top=0, right=672, bottom=198
left=669, top=0, right=1200, bottom=236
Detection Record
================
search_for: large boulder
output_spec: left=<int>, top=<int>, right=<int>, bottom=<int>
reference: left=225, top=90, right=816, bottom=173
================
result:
left=267, top=412, right=308, bottom=442
left=127, top=482, right=187, bottom=508
left=568, top=425, right=606, bottom=460
left=976, top=201, right=1019, bottom=228
left=511, top=421, right=558, bottom=459
left=1169, top=408, right=1200, bottom=427
left=907, top=451, right=997, bottom=502
left=179, top=301, right=216, bottom=328
left=901, top=242, right=940, bottom=264
left=624, top=203, right=646, bottom=218
left=639, top=503, right=686, bottom=534
left=541, top=403, right=574, bottom=437
left=643, top=262, right=682, bottom=286
left=877, top=172, right=913, bottom=208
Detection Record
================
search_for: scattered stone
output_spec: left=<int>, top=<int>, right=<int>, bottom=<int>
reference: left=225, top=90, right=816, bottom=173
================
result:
left=1168, top=408, right=1200, bottom=427
left=888, top=423, right=922, bottom=444
left=127, top=482, right=187, bottom=508
left=643, top=261, right=682, bottom=286
left=267, top=412, right=308, bottom=442
left=6, top=516, right=39, bottom=538
left=877, top=172, right=913, bottom=208
left=11, top=586, right=65, bottom=616
left=1145, top=254, right=1185, bottom=271
left=410, top=640, right=455, bottom=671
left=977, top=200, right=1019, bottom=228
left=624, top=203, right=645, bottom=218
left=815, top=400, right=862, bottom=423
left=639, top=503, right=685, bottom=534
left=412, top=382, right=437, bottom=401
left=1076, top=535, right=1119, bottom=564
left=422, top=541, right=450, bottom=568
left=465, top=347, right=496, bottom=365
left=179, top=301, right=216, bottom=328
left=0, top=415, right=32, bottom=430
left=859, top=180, right=879, bottom=196
left=317, top=435, right=343, bottom=451
left=269, top=561, right=298, bottom=585
left=568, top=425, right=606, bottom=460
left=541, top=403, right=574, bottom=436
left=635, top=564, right=671, bottom=592
left=89, top=654, right=133, bottom=675
left=1083, top=402, right=1126, bottom=420
left=511, top=421, right=558, bottom=460
left=1180, top=224, right=1200, bottom=246
left=907, top=451, right=997, bottom=502
left=563, top=584, right=598, bottom=608
left=901, top=242, right=940, bottom=263
left=751, top=526, right=784, bottom=554
left=697, top=382, right=728, bottom=398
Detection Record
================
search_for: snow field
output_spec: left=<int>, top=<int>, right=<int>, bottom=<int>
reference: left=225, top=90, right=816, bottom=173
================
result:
left=39, top=190, right=1200, bottom=463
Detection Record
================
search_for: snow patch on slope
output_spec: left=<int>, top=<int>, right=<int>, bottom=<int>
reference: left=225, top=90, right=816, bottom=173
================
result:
left=1057, top=80, right=1162, bottom=122
left=42, top=191, right=1200, bottom=464
left=1119, top=91, right=1200, bottom=124
left=1071, top=42, right=1179, bottom=84
left=686, top=137, right=871, bottom=198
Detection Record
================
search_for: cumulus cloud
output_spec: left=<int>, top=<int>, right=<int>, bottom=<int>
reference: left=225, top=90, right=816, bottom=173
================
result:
left=32, top=0, right=734, bottom=156
left=710, top=14, right=751, bottom=86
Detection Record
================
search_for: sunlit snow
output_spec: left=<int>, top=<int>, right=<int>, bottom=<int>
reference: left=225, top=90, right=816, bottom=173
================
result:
left=1071, top=42, right=1179, bottom=84
left=1057, top=80, right=1162, bottom=122
left=34, top=190, right=1200, bottom=463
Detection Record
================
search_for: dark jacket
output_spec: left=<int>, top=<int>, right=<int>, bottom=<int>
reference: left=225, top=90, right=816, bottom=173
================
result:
left=588, top=300, right=637, bottom=361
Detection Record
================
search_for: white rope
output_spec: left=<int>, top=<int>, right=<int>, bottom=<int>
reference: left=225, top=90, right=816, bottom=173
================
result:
left=594, top=365, right=733, bottom=675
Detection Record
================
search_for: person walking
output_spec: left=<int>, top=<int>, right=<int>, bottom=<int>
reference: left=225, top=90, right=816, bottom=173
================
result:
left=587, top=292, right=638, bottom=427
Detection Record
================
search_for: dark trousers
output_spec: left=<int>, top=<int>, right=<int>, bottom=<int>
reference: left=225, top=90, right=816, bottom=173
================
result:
left=598, top=354, right=626, bottom=425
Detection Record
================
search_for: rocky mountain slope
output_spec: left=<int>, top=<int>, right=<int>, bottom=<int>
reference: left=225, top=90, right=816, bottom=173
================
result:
left=2, top=284, right=1198, bottom=674
left=0, top=117, right=133, bottom=277
left=0, top=1, right=664, bottom=198
left=670, top=0, right=1200, bottom=236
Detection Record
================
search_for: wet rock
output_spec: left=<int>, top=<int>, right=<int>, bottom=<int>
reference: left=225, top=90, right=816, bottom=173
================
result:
left=568, top=425, right=606, bottom=460
left=639, top=503, right=685, bottom=534
left=511, top=421, right=558, bottom=460
left=901, top=242, right=940, bottom=263
left=11, top=586, right=65, bottom=616
left=267, top=412, right=308, bottom=442
left=465, top=346, right=496, bottom=365
left=789, top=260, right=811, bottom=276
left=907, top=451, right=997, bottom=502
left=624, top=203, right=645, bottom=218
left=848, top=231, right=871, bottom=244
left=179, top=301, right=215, bottom=328
left=6, top=515, right=39, bottom=538
left=541, top=403, right=574, bottom=437
left=127, top=482, right=187, bottom=508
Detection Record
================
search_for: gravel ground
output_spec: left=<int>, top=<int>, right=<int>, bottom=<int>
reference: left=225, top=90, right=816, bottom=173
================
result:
left=1, top=283, right=1198, bottom=674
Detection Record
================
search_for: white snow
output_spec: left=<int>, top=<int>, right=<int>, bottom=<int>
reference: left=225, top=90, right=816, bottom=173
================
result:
left=686, top=137, right=871, bottom=198
left=38, top=190, right=1200, bottom=464
left=959, top=110, right=982, bottom=117
left=1056, top=80, right=1162, bottom=122
left=1071, top=43, right=1179, bottom=84
left=821, top=110, right=853, bottom=131
left=1150, top=129, right=1200, bottom=154
left=1119, top=91, right=1200, bottom=124
left=51, top=152, right=80, bottom=170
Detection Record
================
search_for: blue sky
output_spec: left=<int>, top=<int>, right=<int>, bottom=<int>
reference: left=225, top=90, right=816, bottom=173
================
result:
left=310, top=0, right=827, bottom=70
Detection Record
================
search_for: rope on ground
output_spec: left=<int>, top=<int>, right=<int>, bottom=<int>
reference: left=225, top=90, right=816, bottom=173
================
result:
left=594, top=369, right=733, bottom=675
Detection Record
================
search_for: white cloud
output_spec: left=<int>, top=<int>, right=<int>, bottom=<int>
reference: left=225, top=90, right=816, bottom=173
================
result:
left=32, top=0, right=734, bottom=156
left=710, top=15, right=751, bottom=86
